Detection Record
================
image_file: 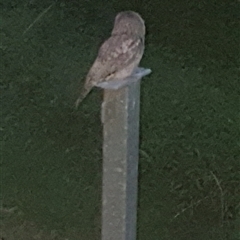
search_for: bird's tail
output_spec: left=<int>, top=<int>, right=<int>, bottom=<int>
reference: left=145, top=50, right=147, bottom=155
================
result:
left=74, top=83, right=93, bottom=108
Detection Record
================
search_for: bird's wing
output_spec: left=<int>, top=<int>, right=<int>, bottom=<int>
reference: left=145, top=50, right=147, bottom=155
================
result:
left=86, top=34, right=144, bottom=85
left=99, top=34, right=144, bottom=69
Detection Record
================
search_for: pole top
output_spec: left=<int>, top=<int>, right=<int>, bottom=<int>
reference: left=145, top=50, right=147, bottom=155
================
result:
left=96, top=67, right=151, bottom=90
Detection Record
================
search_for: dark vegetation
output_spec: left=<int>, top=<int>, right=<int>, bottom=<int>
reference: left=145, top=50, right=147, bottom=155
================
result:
left=1, top=0, right=239, bottom=239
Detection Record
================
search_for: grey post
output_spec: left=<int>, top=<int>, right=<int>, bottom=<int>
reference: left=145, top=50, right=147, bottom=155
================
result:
left=100, top=68, right=151, bottom=240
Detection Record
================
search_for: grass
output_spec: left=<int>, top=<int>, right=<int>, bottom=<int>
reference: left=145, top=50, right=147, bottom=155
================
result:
left=1, top=0, right=240, bottom=239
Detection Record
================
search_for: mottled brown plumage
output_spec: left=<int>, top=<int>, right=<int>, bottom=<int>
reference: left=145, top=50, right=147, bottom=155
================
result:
left=75, top=11, right=145, bottom=107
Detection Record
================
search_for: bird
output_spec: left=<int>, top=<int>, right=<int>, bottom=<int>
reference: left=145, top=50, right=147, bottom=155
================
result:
left=75, top=11, right=145, bottom=108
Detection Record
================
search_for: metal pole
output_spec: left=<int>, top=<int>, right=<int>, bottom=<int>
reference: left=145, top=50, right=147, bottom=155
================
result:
left=100, top=68, right=151, bottom=240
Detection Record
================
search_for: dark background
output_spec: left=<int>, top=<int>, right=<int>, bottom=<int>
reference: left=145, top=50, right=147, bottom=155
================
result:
left=1, top=0, right=240, bottom=239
